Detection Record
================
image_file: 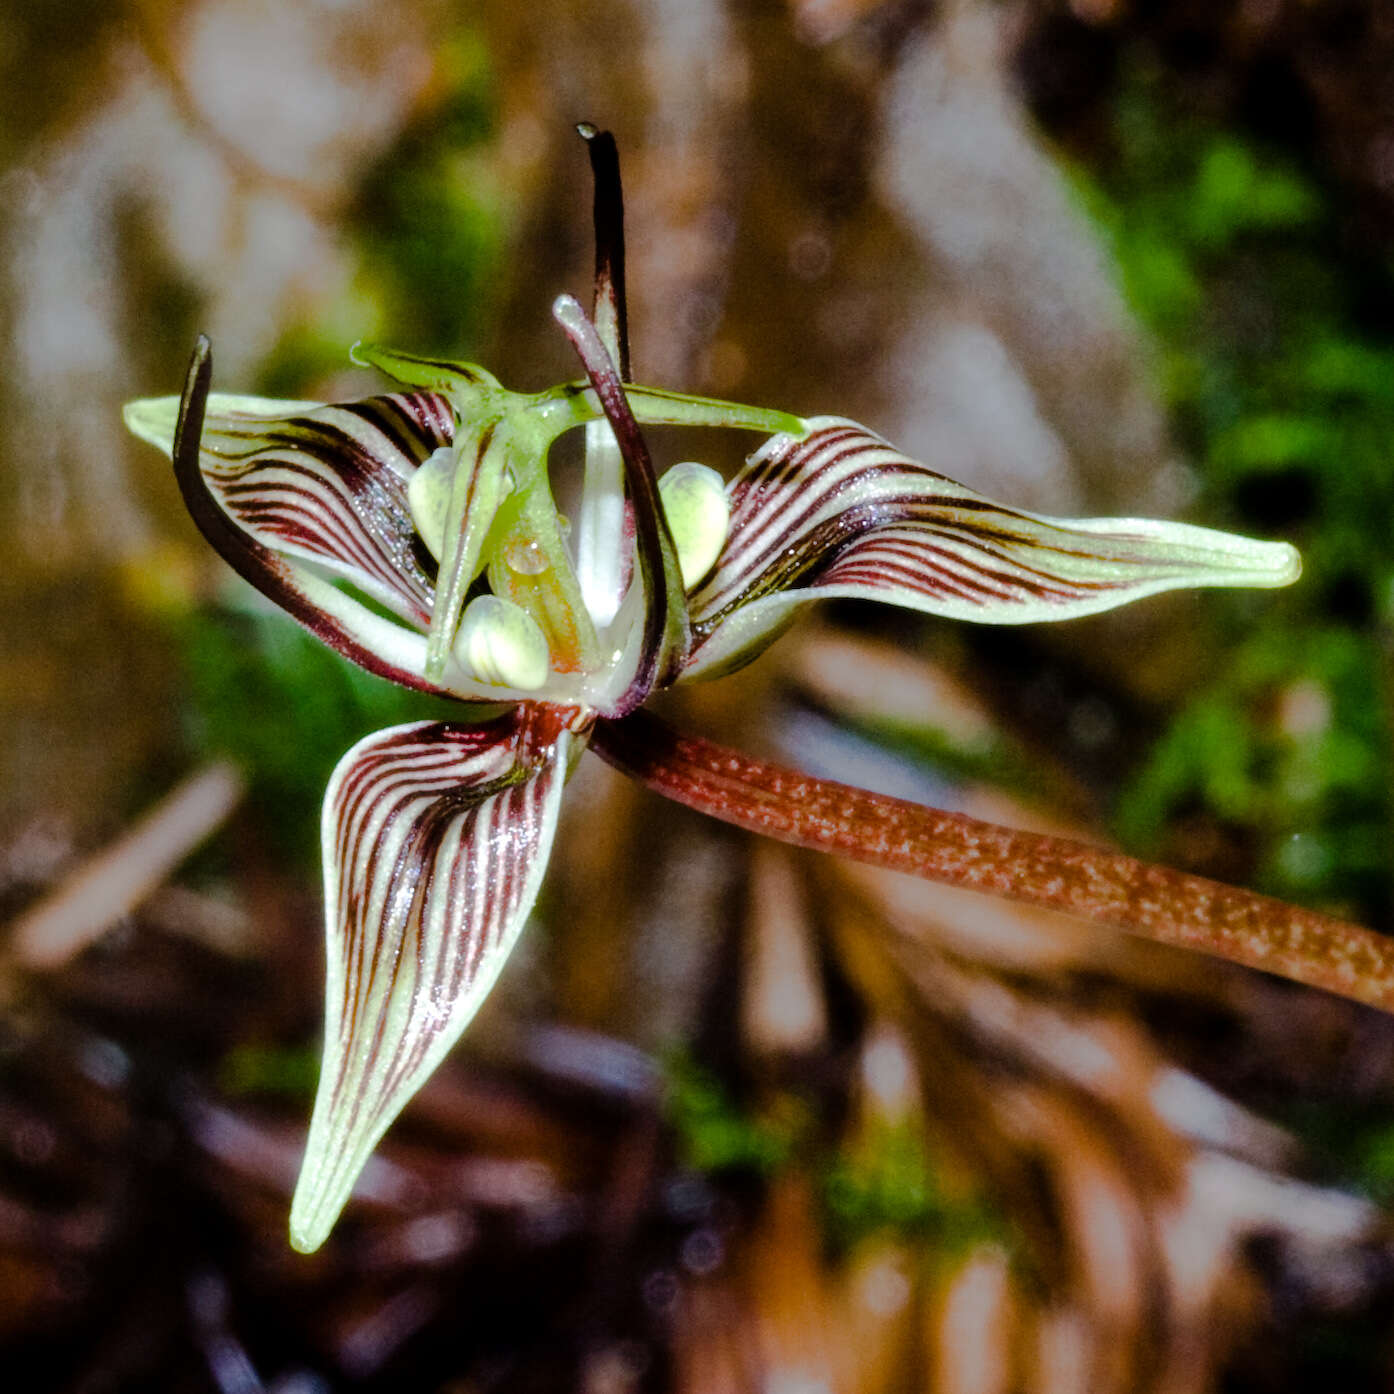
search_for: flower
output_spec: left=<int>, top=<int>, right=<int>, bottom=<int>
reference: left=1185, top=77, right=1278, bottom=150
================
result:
left=123, top=138, right=1299, bottom=1255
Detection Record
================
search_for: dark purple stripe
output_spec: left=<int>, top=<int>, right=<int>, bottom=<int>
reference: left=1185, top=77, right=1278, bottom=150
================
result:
left=171, top=338, right=442, bottom=693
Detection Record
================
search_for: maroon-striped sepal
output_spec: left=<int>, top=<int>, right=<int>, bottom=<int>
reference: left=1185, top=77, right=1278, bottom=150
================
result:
left=288, top=705, right=581, bottom=1252
left=126, top=384, right=455, bottom=628
left=684, top=417, right=1301, bottom=677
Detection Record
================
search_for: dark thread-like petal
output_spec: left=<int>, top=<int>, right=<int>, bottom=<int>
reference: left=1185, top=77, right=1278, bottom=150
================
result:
left=553, top=294, right=691, bottom=712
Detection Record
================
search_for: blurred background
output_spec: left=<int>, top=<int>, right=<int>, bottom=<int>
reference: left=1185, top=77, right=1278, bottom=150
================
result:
left=7, top=0, right=1394, bottom=1388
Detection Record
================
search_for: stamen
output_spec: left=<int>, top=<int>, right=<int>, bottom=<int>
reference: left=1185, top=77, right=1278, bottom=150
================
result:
left=454, top=594, right=552, bottom=690
left=406, top=446, right=456, bottom=560
left=658, top=462, right=730, bottom=589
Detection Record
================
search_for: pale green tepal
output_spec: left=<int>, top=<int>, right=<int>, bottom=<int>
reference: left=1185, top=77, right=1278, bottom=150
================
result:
left=124, top=313, right=1300, bottom=1254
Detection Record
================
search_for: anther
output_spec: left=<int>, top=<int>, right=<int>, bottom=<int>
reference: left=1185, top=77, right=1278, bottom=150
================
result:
left=658, top=462, right=729, bottom=589
left=454, top=594, right=551, bottom=690
left=406, top=446, right=456, bottom=560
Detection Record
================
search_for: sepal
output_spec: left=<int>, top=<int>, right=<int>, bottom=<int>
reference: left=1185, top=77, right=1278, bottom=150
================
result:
left=126, top=383, right=454, bottom=627
left=351, top=342, right=501, bottom=394
left=686, top=417, right=1301, bottom=677
left=289, top=707, right=577, bottom=1252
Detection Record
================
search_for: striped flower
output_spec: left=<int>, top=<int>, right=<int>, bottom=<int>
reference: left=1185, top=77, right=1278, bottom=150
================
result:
left=124, top=327, right=1298, bottom=1253
left=123, top=138, right=1300, bottom=1256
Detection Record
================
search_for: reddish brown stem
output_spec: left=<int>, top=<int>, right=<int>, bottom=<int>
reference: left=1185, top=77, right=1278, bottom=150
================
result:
left=593, top=710, right=1394, bottom=1014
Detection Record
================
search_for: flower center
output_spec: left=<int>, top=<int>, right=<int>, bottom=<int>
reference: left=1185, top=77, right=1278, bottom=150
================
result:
left=407, top=418, right=730, bottom=697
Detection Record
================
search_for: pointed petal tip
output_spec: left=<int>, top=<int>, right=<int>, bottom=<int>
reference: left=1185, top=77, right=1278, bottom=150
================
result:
left=552, top=292, right=585, bottom=332
left=1095, top=521, right=1303, bottom=588
left=1227, top=535, right=1300, bottom=588
left=1268, top=540, right=1302, bottom=586
left=122, top=395, right=180, bottom=452
left=287, top=1187, right=337, bottom=1255
left=351, top=341, right=403, bottom=380
left=286, top=1119, right=380, bottom=1254
left=289, top=1230, right=322, bottom=1256
left=350, top=340, right=387, bottom=371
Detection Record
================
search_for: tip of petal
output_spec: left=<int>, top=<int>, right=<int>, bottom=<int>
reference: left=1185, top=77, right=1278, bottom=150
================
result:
left=1268, top=540, right=1303, bottom=586
left=288, top=1148, right=363, bottom=1254
left=352, top=342, right=498, bottom=393
left=288, top=1202, right=332, bottom=1256
left=124, top=392, right=324, bottom=458
left=1189, top=533, right=1302, bottom=589
left=123, top=395, right=180, bottom=454
left=286, top=1083, right=386, bottom=1254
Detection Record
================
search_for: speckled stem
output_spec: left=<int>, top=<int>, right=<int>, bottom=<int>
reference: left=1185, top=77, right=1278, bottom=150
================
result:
left=593, top=710, right=1394, bottom=1014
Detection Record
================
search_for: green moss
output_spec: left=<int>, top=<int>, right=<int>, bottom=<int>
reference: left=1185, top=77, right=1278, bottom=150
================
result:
left=663, top=1054, right=803, bottom=1175
left=820, top=1120, right=1003, bottom=1254
left=1068, top=63, right=1394, bottom=921
left=662, top=1052, right=1002, bottom=1252
left=219, top=1041, right=320, bottom=1099
left=174, top=601, right=458, bottom=865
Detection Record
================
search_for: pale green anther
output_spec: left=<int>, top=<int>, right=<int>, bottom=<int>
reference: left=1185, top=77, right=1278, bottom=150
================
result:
left=658, top=462, right=730, bottom=589
left=406, top=446, right=456, bottom=561
left=454, top=594, right=552, bottom=690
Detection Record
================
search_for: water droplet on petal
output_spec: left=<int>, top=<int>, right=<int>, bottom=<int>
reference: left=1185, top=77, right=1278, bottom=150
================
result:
left=504, top=537, right=548, bottom=576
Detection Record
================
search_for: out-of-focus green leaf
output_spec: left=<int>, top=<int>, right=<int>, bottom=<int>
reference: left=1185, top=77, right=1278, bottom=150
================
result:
left=1075, top=65, right=1394, bottom=920
left=175, top=601, right=454, bottom=863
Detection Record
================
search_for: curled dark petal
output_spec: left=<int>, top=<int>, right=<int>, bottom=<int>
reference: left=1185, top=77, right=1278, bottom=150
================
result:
left=553, top=295, right=690, bottom=714
left=171, top=337, right=440, bottom=695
